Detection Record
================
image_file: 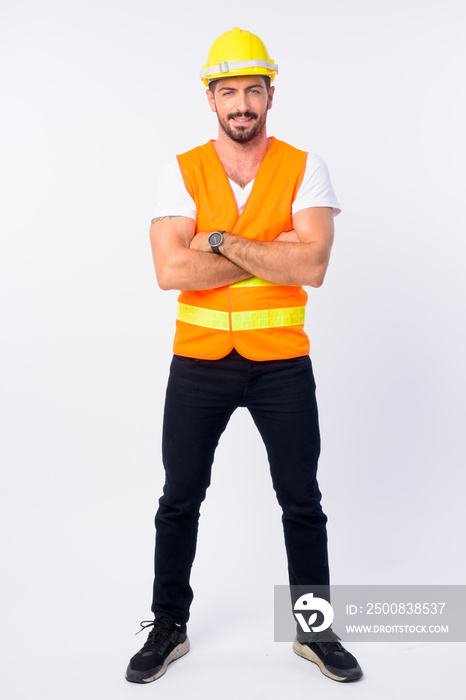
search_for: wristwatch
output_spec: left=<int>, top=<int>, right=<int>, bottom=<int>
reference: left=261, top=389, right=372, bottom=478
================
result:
left=208, top=231, right=225, bottom=254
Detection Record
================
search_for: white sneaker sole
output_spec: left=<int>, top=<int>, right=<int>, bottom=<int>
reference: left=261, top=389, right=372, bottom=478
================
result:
left=126, top=637, right=190, bottom=683
left=292, top=640, right=362, bottom=682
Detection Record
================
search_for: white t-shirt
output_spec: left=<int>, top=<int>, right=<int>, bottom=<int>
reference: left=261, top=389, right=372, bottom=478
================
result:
left=153, top=148, right=341, bottom=220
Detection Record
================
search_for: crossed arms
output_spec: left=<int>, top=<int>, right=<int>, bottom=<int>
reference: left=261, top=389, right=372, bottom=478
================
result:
left=150, top=206, right=334, bottom=292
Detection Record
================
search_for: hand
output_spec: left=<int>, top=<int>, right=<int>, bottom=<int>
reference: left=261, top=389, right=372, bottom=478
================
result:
left=189, top=232, right=214, bottom=252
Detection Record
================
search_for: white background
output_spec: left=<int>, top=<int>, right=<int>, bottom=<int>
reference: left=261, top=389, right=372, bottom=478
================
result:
left=1, top=0, right=465, bottom=698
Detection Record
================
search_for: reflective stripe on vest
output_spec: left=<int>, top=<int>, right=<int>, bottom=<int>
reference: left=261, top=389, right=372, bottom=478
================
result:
left=177, top=302, right=305, bottom=331
left=229, top=276, right=280, bottom=288
left=177, top=303, right=229, bottom=330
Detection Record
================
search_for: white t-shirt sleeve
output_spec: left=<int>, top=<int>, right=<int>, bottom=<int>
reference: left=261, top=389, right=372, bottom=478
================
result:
left=153, top=159, right=197, bottom=220
left=292, top=153, right=341, bottom=217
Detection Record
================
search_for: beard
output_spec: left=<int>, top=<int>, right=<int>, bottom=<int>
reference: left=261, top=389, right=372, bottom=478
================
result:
left=218, top=110, right=266, bottom=143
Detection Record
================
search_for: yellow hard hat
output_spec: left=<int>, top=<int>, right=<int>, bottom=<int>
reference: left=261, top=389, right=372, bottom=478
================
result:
left=200, top=27, right=278, bottom=87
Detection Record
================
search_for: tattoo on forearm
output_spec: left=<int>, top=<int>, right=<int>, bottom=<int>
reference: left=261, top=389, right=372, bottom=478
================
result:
left=151, top=216, right=182, bottom=224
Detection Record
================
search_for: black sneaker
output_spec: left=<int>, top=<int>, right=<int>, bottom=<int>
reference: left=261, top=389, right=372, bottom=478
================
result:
left=125, top=616, right=190, bottom=683
left=293, top=628, right=363, bottom=682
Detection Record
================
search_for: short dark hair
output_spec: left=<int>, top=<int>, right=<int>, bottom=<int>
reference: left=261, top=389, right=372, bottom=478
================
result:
left=208, top=75, right=271, bottom=94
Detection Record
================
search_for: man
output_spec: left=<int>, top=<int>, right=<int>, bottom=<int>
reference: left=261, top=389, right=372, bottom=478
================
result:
left=126, top=27, right=362, bottom=684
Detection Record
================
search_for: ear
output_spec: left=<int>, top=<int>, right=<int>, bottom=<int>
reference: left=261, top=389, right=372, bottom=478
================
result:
left=206, top=88, right=217, bottom=113
left=267, top=85, right=275, bottom=111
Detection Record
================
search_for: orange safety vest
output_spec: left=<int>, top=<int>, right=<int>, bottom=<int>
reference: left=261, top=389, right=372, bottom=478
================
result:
left=173, top=137, right=310, bottom=361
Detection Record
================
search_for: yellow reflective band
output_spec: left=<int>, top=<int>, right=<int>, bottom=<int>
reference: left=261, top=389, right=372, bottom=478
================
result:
left=177, top=303, right=305, bottom=332
left=229, top=276, right=280, bottom=288
left=177, top=303, right=229, bottom=330
left=231, top=306, right=305, bottom=331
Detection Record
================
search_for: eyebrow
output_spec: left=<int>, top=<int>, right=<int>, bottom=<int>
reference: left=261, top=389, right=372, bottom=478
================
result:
left=218, top=84, right=264, bottom=92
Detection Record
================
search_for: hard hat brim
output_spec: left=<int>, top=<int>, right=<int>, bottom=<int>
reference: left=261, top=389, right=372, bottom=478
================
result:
left=201, top=58, right=278, bottom=86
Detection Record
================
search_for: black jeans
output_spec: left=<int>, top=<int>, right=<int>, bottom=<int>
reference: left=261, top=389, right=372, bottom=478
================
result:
left=151, top=350, right=329, bottom=624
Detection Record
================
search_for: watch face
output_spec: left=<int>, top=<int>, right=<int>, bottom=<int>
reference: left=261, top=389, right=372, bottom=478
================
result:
left=209, top=232, right=223, bottom=247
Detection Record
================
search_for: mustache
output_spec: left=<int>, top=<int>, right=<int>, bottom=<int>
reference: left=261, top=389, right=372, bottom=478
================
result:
left=227, top=111, right=258, bottom=120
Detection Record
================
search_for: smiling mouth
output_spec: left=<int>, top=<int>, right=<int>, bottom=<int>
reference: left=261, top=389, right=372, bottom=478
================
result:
left=228, top=112, right=258, bottom=124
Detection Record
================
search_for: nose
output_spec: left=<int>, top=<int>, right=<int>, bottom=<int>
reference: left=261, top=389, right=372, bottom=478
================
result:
left=235, top=90, right=249, bottom=113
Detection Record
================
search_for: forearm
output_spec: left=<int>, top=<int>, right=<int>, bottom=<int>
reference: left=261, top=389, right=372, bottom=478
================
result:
left=219, top=232, right=330, bottom=287
left=156, top=245, right=250, bottom=291
left=150, top=217, right=251, bottom=291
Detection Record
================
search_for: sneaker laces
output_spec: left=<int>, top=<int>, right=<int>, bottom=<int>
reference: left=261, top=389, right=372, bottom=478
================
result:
left=136, top=618, right=178, bottom=655
left=305, top=628, right=343, bottom=653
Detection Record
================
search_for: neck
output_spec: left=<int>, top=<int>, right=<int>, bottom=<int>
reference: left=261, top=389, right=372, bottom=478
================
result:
left=213, top=132, right=271, bottom=188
